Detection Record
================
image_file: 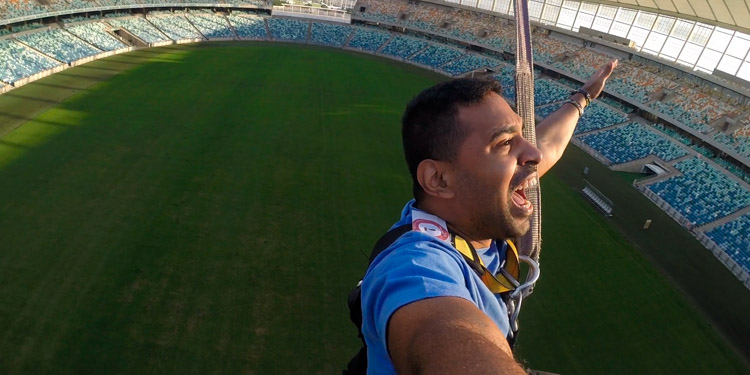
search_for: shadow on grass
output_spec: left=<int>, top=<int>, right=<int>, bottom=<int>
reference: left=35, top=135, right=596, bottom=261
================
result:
left=75, top=65, right=124, bottom=73
left=134, top=48, right=173, bottom=54
left=26, top=82, right=92, bottom=91
left=3, top=93, right=64, bottom=105
left=0, top=112, right=77, bottom=128
left=93, top=56, right=143, bottom=65
left=0, top=139, right=30, bottom=149
left=55, top=72, right=114, bottom=81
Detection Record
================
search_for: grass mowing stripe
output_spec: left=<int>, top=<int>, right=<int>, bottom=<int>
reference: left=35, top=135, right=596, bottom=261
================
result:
left=0, top=42, right=747, bottom=374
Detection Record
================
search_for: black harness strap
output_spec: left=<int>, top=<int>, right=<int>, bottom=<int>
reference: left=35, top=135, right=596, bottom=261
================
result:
left=347, top=224, right=411, bottom=334
left=343, top=224, right=411, bottom=375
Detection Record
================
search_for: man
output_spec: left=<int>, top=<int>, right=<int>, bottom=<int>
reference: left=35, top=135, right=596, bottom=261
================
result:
left=360, top=60, right=618, bottom=374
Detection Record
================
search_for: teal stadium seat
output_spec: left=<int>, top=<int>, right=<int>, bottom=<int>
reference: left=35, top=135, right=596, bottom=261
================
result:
left=148, top=14, right=205, bottom=40
left=0, top=41, right=60, bottom=83
left=578, top=122, right=688, bottom=164
left=67, top=22, right=127, bottom=52
left=107, top=17, right=170, bottom=44
left=441, top=54, right=499, bottom=76
left=268, top=18, right=308, bottom=42
left=310, top=22, right=352, bottom=47
left=381, top=35, right=428, bottom=59
left=648, top=158, right=750, bottom=226
left=410, top=45, right=463, bottom=69
left=17, top=28, right=101, bottom=64
left=185, top=12, right=234, bottom=39
left=347, top=28, right=390, bottom=52
left=536, top=101, right=628, bottom=134
left=706, top=215, right=750, bottom=274
left=227, top=14, right=268, bottom=40
left=484, top=37, right=513, bottom=53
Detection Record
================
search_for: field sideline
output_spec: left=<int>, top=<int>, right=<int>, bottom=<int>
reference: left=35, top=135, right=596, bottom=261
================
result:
left=0, top=43, right=747, bottom=374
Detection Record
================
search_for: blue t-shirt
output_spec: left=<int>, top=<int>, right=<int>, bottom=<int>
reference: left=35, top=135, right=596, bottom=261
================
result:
left=361, top=200, right=511, bottom=374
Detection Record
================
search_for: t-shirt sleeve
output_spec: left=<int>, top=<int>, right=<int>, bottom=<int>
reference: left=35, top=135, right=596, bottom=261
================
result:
left=361, top=234, right=475, bottom=345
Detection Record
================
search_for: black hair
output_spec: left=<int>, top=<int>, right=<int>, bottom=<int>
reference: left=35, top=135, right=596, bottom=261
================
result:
left=401, top=77, right=503, bottom=200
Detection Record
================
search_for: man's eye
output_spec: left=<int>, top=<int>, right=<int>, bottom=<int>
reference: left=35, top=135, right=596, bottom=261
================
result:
left=492, top=137, right=513, bottom=150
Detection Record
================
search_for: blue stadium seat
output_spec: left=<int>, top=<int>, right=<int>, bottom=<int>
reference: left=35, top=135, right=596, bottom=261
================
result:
left=107, top=17, right=170, bottom=44
left=267, top=18, right=308, bottom=42
left=67, top=22, right=127, bottom=51
left=227, top=14, right=267, bottom=40
left=310, top=22, right=352, bottom=47
left=492, top=64, right=515, bottom=101
left=185, top=12, right=234, bottom=39
left=534, top=79, right=570, bottom=105
left=347, top=28, right=390, bottom=52
left=578, top=122, right=688, bottom=164
left=0, top=40, right=60, bottom=83
left=380, top=35, right=428, bottom=59
left=148, top=14, right=204, bottom=40
left=17, top=28, right=101, bottom=64
left=410, top=45, right=463, bottom=69
left=647, top=158, right=750, bottom=226
left=705, top=214, right=750, bottom=275
left=441, top=54, right=499, bottom=76
left=537, top=101, right=628, bottom=134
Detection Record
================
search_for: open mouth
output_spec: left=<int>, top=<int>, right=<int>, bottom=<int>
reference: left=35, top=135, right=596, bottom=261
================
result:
left=511, top=175, right=537, bottom=214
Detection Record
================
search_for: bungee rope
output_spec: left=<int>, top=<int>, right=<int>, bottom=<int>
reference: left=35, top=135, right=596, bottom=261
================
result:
left=508, top=0, right=542, bottom=337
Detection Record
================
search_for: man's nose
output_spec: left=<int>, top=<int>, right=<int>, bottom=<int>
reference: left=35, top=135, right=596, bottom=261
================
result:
left=519, top=136, right=542, bottom=167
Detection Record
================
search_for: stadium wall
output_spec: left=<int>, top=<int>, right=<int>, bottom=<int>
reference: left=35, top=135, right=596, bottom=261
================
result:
left=7, top=64, right=68, bottom=90
left=175, top=38, right=204, bottom=44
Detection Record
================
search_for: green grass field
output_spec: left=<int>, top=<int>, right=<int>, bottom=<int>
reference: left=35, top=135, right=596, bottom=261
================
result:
left=0, top=43, right=748, bottom=375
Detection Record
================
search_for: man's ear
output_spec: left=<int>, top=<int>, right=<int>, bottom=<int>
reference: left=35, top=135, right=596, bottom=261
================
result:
left=416, top=159, right=455, bottom=199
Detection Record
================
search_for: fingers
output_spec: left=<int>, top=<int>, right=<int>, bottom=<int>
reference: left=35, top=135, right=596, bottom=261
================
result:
left=583, top=59, right=618, bottom=99
left=599, top=59, right=618, bottom=79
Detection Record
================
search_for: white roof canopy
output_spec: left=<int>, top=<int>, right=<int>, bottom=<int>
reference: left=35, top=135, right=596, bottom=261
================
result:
left=587, top=0, right=750, bottom=34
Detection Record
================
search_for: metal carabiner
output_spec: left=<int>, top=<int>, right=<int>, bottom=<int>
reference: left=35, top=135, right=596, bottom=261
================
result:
left=507, top=255, right=540, bottom=332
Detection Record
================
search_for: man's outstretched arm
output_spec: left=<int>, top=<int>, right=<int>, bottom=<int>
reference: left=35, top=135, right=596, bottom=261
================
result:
left=387, top=296, right=528, bottom=375
left=535, top=60, right=618, bottom=177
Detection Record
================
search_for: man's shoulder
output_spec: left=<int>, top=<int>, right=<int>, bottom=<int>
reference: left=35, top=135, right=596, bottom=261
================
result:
left=361, top=230, right=475, bottom=298
left=369, top=230, right=463, bottom=270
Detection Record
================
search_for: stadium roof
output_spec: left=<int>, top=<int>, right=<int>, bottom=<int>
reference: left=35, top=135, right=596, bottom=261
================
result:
left=582, top=0, right=750, bottom=34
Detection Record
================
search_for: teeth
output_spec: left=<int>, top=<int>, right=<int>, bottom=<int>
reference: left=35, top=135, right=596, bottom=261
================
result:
left=529, top=176, right=538, bottom=187
left=517, top=175, right=539, bottom=191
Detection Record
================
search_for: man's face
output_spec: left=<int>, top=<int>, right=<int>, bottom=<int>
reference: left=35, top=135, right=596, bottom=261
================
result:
left=451, top=92, right=541, bottom=240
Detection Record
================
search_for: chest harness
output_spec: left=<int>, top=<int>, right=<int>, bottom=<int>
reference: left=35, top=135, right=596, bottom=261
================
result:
left=343, top=209, right=540, bottom=375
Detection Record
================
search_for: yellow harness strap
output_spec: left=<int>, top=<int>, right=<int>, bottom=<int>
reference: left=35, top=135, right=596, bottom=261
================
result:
left=452, top=235, right=521, bottom=294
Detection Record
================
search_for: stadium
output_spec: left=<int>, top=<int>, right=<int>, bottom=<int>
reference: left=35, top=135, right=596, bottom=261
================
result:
left=0, top=0, right=749, bottom=373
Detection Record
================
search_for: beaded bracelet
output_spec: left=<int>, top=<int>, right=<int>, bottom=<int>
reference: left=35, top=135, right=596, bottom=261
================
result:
left=565, top=99, right=584, bottom=117
left=573, top=88, right=592, bottom=106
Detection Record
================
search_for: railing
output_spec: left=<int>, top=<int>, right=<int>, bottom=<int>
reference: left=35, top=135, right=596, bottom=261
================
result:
left=0, top=2, right=270, bottom=27
left=272, top=5, right=349, bottom=22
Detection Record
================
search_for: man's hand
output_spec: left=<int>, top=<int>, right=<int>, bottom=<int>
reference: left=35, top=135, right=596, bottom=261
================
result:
left=535, top=59, right=618, bottom=177
left=582, top=59, right=618, bottom=99
left=387, top=296, right=527, bottom=375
